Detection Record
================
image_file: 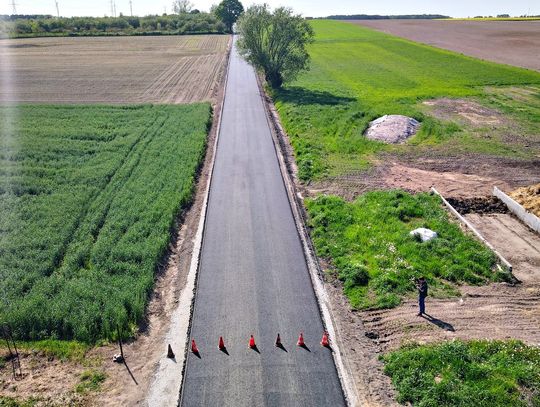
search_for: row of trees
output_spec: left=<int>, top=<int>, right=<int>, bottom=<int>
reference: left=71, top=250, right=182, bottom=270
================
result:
left=6, top=13, right=226, bottom=36
left=2, top=0, right=245, bottom=37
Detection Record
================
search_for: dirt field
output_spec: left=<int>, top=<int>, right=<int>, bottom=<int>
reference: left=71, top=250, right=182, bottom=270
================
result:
left=0, top=35, right=229, bottom=104
left=351, top=19, right=540, bottom=71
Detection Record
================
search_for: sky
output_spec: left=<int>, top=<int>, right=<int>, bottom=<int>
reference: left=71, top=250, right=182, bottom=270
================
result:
left=1, top=0, right=539, bottom=18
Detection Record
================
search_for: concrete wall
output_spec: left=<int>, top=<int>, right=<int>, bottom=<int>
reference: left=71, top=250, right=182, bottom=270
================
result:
left=431, top=187, right=513, bottom=273
left=494, top=187, right=540, bottom=234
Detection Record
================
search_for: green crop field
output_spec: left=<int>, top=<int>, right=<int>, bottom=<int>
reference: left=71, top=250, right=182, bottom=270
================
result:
left=306, top=191, right=507, bottom=309
left=383, top=340, right=540, bottom=406
left=0, top=104, right=210, bottom=342
left=274, top=20, right=540, bottom=181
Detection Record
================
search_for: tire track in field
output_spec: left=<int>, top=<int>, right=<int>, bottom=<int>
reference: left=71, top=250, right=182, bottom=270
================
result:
left=141, top=52, right=227, bottom=103
left=48, top=110, right=168, bottom=277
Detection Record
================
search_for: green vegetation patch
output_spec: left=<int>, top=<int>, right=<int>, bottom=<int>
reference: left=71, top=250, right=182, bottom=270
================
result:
left=274, top=20, right=540, bottom=180
left=75, top=369, right=107, bottom=394
left=0, top=397, right=39, bottom=407
left=1, top=340, right=89, bottom=361
left=383, top=340, right=540, bottom=407
left=306, top=191, right=505, bottom=309
left=0, top=104, right=210, bottom=342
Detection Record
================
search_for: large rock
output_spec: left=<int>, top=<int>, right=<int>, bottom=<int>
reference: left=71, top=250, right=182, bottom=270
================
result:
left=365, top=115, right=420, bottom=144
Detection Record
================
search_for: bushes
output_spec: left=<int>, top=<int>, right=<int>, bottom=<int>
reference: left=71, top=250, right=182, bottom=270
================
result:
left=382, top=340, right=540, bottom=407
left=5, top=14, right=226, bottom=38
left=0, top=104, right=210, bottom=342
left=306, top=191, right=506, bottom=309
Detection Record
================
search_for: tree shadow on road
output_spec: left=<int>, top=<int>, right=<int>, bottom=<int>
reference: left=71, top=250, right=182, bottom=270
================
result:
left=422, top=313, right=455, bottom=332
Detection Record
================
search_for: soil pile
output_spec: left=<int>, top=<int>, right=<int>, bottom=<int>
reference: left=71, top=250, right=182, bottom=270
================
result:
left=509, top=183, right=540, bottom=217
left=446, top=196, right=509, bottom=215
left=365, top=115, right=420, bottom=144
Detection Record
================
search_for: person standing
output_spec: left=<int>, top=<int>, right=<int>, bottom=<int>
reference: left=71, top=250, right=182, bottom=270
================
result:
left=416, top=277, right=428, bottom=316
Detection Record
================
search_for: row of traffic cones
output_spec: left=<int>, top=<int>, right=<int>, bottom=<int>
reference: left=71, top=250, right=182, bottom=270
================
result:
left=191, top=332, right=330, bottom=354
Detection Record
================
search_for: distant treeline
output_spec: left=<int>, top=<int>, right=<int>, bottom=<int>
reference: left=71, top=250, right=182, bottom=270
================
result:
left=325, top=14, right=449, bottom=20
left=0, top=13, right=227, bottom=38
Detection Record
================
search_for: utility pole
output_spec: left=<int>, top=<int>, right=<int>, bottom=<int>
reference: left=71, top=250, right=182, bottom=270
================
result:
left=9, top=0, right=18, bottom=15
left=55, top=0, right=60, bottom=18
left=110, top=0, right=114, bottom=16
left=129, top=0, right=133, bottom=16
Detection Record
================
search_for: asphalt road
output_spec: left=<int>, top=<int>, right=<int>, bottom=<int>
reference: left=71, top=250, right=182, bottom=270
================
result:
left=180, top=39, right=346, bottom=406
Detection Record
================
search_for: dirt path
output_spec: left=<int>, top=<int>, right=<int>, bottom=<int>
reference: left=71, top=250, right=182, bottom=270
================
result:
left=466, top=213, right=540, bottom=282
left=311, top=157, right=540, bottom=201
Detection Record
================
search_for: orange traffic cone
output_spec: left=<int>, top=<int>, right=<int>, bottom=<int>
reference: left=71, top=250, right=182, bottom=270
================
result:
left=218, top=336, right=225, bottom=350
left=297, top=332, right=305, bottom=347
left=320, top=332, right=330, bottom=347
left=191, top=339, right=199, bottom=354
left=249, top=335, right=256, bottom=348
left=275, top=333, right=282, bottom=347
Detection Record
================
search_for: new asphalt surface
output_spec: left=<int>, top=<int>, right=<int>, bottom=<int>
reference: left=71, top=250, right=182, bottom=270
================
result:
left=180, top=39, right=346, bottom=407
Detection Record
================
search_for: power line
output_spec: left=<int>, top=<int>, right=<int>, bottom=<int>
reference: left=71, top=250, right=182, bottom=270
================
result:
left=9, top=0, right=18, bottom=15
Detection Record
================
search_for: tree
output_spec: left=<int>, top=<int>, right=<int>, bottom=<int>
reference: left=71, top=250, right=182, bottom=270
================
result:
left=214, top=0, right=243, bottom=33
left=237, top=5, right=314, bottom=88
left=172, top=0, right=193, bottom=14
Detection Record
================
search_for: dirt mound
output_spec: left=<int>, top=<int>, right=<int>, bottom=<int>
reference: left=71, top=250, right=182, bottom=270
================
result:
left=446, top=196, right=508, bottom=215
left=509, top=183, right=540, bottom=217
left=365, top=115, right=420, bottom=144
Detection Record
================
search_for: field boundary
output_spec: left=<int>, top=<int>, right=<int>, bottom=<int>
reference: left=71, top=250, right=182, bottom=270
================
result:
left=431, top=187, right=513, bottom=273
left=493, top=187, right=540, bottom=234
left=144, top=35, right=232, bottom=407
left=256, top=78, right=359, bottom=406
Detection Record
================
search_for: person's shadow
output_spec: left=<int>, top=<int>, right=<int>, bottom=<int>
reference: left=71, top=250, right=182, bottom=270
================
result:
left=421, top=314, right=455, bottom=332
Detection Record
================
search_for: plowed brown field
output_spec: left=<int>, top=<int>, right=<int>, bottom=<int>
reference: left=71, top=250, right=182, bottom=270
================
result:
left=352, top=19, right=540, bottom=71
left=0, top=35, right=229, bottom=104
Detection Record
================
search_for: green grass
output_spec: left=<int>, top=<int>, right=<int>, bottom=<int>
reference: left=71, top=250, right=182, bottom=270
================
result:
left=0, top=340, right=89, bottom=361
left=382, top=340, right=540, bottom=407
left=0, top=398, right=38, bottom=407
left=0, top=104, right=210, bottom=342
left=274, top=20, right=540, bottom=181
left=75, top=370, right=106, bottom=394
left=306, top=191, right=507, bottom=309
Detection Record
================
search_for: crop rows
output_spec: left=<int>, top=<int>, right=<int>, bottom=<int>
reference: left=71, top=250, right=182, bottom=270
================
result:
left=0, top=104, right=210, bottom=342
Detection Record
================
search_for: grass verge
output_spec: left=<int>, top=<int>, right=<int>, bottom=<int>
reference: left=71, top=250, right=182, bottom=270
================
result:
left=382, top=340, right=540, bottom=407
left=306, top=190, right=507, bottom=309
